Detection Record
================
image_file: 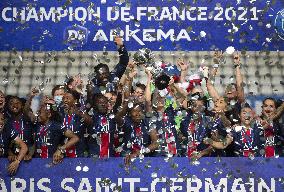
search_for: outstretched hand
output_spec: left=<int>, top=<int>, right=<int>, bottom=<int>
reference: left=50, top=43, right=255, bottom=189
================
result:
left=214, top=50, right=223, bottom=59
left=213, top=50, right=224, bottom=64
left=233, top=51, right=241, bottom=65
left=176, top=58, right=188, bottom=71
left=144, top=67, right=152, bottom=79
left=7, top=160, right=20, bottom=175
left=53, top=150, right=64, bottom=165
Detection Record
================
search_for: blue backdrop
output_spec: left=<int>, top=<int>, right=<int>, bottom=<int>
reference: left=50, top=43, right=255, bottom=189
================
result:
left=1, top=158, right=284, bottom=191
left=0, top=0, right=283, bottom=51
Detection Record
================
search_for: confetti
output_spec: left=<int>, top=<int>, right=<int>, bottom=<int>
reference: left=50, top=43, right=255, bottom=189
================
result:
left=76, top=166, right=82, bottom=171
left=2, top=78, right=8, bottom=84
left=82, top=166, right=89, bottom=172
left=225, top=46, right=235, bottom=54
left=200, top=31, right=206, bottom=37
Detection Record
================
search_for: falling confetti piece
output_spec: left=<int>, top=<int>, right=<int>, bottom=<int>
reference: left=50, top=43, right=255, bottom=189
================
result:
left=82, top=166, right=89, bottom=172
left=266, top=23, right=271, bottom=28
left=200, top=31, right=206, bottom=37
left=2, top=78, right=8, bottom=84
left=76, top=166, right=82, bottom=171
left=151, top=172, right=158, bottom=178
left=18, top=55, right=23, bottom=62
left=226, top=46, right=235, bottom=54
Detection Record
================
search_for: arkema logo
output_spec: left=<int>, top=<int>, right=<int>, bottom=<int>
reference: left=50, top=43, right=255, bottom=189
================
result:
left=274, top=9, right=284, bottom=40
left=63, top=25, right=89, bottom=47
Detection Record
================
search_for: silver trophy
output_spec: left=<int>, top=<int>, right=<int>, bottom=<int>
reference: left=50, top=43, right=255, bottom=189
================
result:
left=133, top=48, right=155, bottom=66
left=133, top=48, right=170, bottom=90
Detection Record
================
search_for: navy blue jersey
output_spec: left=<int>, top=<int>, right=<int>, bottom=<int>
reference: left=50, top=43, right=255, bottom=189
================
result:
left=180, top=111, right=212, bottom=157
left=226, top=101, right=242, bottom=125
left=262, top=121, right=284, bottom=157
left=61, top=114, right=87, bottom=157
left=155, top=105, right=180, bottom=156
left=122, top=117, right=155, bottom=157
left=6, top=115, right=35, bottom=149
left=230, top=123, right=264, bottom=157
left=87, top=111, right=118, bottom=158
left=0, top=126, right=18, bottom=157
left=92, top=47, right=129, bottom=94
left=35, top=121, right=65, bottom=158
left=209, top=116, right=230, bottom=157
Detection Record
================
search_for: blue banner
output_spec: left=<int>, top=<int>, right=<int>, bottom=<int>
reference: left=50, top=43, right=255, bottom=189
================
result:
left=1, top=158, right=284, bottom=191
left=0, top=0, right=284, bottom=51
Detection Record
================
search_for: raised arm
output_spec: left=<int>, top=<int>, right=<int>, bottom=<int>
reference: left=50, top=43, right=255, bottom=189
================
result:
left=119, top=61, right=135, bottom=86
left=233, top=51, right=245, bottom=103
left=169, top=78, right=188, bottom=104
left=145, top=68, right=153, bottom=113
left=115, top=68, right=136, bottom=126
left=176, top=58, right=188, bottom=83
left=23, top=88, right=38, bottom=123
left=210, top=50, right=223, bottom=79
left=206, top=79, right=220, bottom=101
left=111, top=36, right=129, bottom=80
